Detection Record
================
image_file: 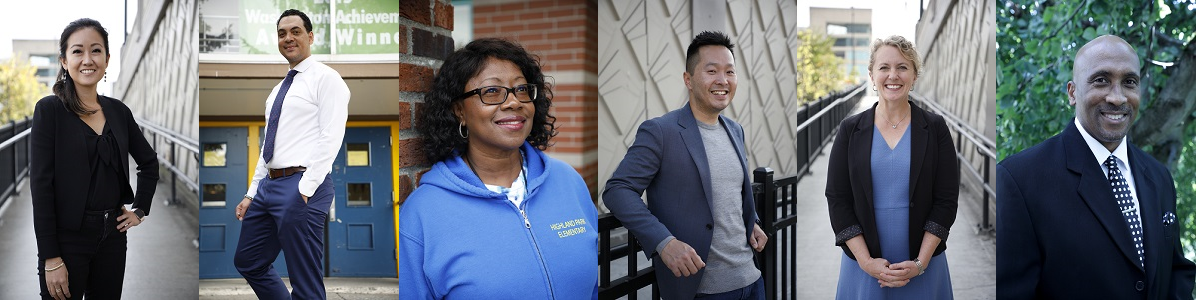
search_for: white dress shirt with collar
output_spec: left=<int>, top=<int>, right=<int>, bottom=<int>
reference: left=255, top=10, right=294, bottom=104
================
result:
left=1074, top=118, right=1143, bottom=244
left=246, top=57, right=350, bottom=198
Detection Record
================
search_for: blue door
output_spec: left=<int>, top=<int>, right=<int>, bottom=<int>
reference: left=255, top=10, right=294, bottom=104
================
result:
left=327, top=127, right=397, bottom=276
left=198, top=127, right=288, bottom=278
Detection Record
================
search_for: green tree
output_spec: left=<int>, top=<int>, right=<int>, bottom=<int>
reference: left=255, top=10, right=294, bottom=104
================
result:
left=796, top=29, right=848, bottom=103
left=0, top=56, right=44, bottom=123
left=997, top=0, right=1196, bottom=265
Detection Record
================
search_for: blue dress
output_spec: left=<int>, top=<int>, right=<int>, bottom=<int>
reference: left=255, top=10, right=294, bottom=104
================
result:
left=835, top=126, right=953, bottom=299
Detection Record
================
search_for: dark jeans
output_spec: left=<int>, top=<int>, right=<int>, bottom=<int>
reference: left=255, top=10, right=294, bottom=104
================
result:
left=38, top=210, right=127, bottom=300
left=695, top=277, right=765, bottom=300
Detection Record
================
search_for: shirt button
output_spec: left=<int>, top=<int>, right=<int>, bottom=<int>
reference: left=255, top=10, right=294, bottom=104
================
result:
left=706, top=224, right=713, bottom=230
left=1135, top=280, right=1144, bottom=291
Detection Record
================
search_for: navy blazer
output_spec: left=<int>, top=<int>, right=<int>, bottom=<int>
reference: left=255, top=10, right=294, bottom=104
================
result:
left=30, top=95, right=159, bottom=260
left=825, top=102, right=959, bottom=260
left=996, top=121, right=1196, bottom=299
left=603, top=104, right=758, bottom=300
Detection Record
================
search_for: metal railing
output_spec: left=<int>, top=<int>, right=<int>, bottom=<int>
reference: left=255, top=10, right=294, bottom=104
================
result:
left=793, top=84, right=866, bottom=180
left=910, top=96, right=997, bottom=232
left=135, top=118, right=199, bottom=205
left=596, top=85, right=867, bottom=299
left=0, top=118, right=32, bottom=207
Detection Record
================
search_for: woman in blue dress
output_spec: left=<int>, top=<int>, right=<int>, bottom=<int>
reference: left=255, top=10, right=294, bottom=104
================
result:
left=824, top=35, right=960, bottom=299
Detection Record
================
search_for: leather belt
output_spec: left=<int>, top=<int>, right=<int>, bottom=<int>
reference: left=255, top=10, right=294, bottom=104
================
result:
left=83, top=208, right=121, bottom=222
left=268, top=167, right=306, bottom=179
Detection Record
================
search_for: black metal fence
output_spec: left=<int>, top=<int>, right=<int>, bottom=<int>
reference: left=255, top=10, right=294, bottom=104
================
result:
left=0, top=118, right=31, bottom=208
left=135, top=118, right=199, bottom=206
left=597, top=84, right=865, bottom=300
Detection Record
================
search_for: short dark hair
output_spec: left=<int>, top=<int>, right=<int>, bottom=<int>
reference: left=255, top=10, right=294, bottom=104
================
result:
left=54, top=18, right=110, bottom=115
left=277, top=9, right=313, bottom=33
left=416, top=38, right=558, bottom=163
left=685, top=31, right=735, bottom=73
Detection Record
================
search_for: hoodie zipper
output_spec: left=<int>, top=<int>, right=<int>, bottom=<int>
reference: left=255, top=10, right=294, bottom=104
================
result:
left=510, top=199, right=555, bottom=299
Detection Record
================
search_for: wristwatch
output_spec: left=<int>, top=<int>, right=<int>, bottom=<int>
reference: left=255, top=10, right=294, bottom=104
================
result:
left=132, top=208, right=146, bottom=221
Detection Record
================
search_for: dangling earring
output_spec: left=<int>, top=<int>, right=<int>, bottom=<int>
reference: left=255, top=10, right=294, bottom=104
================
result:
left=872, top=85, right=877, bottom=91
left=458, top=123, right=468, bottom=139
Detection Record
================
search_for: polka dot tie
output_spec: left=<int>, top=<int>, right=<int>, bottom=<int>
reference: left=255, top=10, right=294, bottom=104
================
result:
left=1105, top=155, right=1144, bottom=268
left=262, top=70, right=298, bottom=163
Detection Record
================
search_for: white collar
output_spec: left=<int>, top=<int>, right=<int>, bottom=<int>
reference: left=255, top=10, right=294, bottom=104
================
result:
left=1074, top=118, right=1130, bottom=167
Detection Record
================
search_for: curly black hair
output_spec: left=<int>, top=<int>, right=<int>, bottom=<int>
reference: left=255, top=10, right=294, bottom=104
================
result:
left=417, top=38, right=557, bottom=163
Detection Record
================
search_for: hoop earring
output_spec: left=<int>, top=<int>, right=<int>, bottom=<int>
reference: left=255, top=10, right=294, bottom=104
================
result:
left=458, top=123, right=468, bottom=139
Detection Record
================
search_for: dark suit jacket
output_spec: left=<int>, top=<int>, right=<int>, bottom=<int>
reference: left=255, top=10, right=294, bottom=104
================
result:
left=996, top=121, right=1196, bottom=299
left=31, top=95, right=159, bottom=260
left=825, top=102, right=959, bottom=260
left=603, top=104, right=757, bottom=300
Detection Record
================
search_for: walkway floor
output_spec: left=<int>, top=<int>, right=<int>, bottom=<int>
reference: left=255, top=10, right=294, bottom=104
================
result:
left=789, top=96, right=996, bottom=299
left=0, top=175, right=198, bottom=299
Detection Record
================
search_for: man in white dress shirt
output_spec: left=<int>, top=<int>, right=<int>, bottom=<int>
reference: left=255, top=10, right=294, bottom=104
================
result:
left=230, top=9, right=350, bottom=300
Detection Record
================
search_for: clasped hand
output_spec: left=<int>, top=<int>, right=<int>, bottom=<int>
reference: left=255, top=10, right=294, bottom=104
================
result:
left=860, top=258, right=920, bottom=288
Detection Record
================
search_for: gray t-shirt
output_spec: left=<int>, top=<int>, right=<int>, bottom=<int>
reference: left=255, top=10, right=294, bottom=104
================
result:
left=694, top=119, right=761, bottom=294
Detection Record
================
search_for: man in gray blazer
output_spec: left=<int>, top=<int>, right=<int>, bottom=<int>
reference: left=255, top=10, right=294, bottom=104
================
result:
left=603, top=31, right=768, bottom=299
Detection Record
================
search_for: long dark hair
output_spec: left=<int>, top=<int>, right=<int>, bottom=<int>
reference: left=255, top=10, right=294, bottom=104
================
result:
left=416, top=38, right=558, bottom=163
left=53, top=18, right=110, bottom=115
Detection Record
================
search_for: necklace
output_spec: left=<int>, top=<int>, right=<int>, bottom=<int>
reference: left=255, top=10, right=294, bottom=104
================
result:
left=884, top=108, right=908, bottom=129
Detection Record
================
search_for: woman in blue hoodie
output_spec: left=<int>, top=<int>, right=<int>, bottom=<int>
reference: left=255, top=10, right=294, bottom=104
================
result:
left=399, top=38, right=599, bottom=299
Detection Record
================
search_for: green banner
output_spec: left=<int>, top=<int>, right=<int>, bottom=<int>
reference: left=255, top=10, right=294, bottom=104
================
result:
left=200, top=0, right=401, bottom=55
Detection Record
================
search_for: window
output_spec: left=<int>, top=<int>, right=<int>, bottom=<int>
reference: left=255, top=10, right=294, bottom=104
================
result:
left=203, top=183, right=226, bottom=207
left=203, top=143, right=227, bottom=167
left=346, top=183, right=371, bottom=206
left=346, top=143, right=370, bottom=166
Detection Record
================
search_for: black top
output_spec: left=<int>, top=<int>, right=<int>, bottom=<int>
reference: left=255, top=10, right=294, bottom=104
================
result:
left=81, top=117, right=123, bottom=212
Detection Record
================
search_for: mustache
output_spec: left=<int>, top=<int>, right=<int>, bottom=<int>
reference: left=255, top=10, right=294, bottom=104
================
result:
left=1096, top=103, right=1132, bottom=114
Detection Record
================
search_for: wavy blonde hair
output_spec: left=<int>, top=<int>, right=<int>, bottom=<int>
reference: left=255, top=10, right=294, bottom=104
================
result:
left=868, top=35, right=922, bottom=77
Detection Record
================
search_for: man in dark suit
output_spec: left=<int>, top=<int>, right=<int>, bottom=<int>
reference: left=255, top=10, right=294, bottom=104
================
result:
left=997, top=35, right=1196, bottom=299
left=603, top=31, right=768, bottom=299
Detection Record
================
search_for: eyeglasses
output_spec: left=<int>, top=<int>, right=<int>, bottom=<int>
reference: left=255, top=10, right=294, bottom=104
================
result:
left=456, top=84, right=537, bottom=105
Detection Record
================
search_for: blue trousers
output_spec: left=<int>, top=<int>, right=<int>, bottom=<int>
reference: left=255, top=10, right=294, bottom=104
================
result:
left=234, top=172, right=332, bottom=300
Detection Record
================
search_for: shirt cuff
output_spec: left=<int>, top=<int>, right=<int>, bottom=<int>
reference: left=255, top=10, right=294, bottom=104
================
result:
left=655, top=236, right=676, bottom=255
left=834, top=224, right=863, bottom=246
left=924, top=221, right=950, bottom=240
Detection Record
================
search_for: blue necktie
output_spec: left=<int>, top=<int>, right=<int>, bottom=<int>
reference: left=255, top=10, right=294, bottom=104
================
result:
left=1105, top=155, right=1144, bottom=268
left=262, top=70, right=298, bottom=163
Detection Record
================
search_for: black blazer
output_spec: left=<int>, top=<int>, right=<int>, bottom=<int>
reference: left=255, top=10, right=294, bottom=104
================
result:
left=996, top=121, right=1196, bottom=299
left=31, top=95, right=159, bottom=260
left=825, top=101, right=959, bottom=260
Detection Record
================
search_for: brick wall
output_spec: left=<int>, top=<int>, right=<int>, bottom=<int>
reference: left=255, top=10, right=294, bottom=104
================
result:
left=473, top=0, right=599, bottom=201
left=398, top=0, right=454, bottom=205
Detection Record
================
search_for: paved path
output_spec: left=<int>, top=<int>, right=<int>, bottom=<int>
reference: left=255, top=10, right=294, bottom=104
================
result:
left=0, top=174, right=199, bottom=299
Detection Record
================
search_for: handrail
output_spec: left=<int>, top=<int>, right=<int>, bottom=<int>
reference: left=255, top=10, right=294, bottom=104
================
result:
left=794, top=84, right=866, bottom=134
left=135, top=118, right=200, bottom=205
left=0, top=128, right=31, bottom=151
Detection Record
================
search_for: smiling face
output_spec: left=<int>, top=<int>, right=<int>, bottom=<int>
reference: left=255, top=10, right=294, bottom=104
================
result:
left=277, top=15, right=313, bottom=67
left=59, top=27, right=109, bottom=88
left=453, top=57, right=536, bottom=155
left=684, top=45, right=737, bottom=119
left=869, top=45, right=916, bottom=102
left=1068, top=35, right=1141, bottom=151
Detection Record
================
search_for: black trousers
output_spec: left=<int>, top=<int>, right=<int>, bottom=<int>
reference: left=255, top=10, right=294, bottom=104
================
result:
left=38, top=210, right=127, bottom=299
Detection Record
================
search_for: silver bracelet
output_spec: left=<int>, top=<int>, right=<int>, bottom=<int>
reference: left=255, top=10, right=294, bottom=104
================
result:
left=914, top=258, right=926, bottom=275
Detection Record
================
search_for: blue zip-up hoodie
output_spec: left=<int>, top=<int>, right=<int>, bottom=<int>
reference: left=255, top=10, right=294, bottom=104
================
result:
left=400, top=142, right=599, bottom=299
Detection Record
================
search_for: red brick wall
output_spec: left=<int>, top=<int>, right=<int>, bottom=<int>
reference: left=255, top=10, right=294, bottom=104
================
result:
left=398, top=0, right=454, bottom=205
left=473, top=0, right=599, bottom=201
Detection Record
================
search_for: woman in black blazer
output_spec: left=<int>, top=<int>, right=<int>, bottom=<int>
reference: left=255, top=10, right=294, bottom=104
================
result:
left=824, top=35, right=959, bottom=299
left=31, top=18, right=159, bottom=300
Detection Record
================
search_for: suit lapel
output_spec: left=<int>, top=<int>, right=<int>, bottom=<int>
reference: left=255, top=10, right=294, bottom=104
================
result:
left=1130, top=147, right=1162, bottom=277
left=908, top=103, right=928, bottom=200
left=678, top=105, right=714, bottom=209
left=849, top=106, right=875, bottom=208
left=1064, top=123, right=1142, bottom=271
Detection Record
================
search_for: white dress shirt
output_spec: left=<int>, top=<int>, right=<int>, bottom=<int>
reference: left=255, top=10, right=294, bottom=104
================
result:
left=246, top=57, right=350, bottom=198
left=1074, top=118, right=1143, bottom=247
